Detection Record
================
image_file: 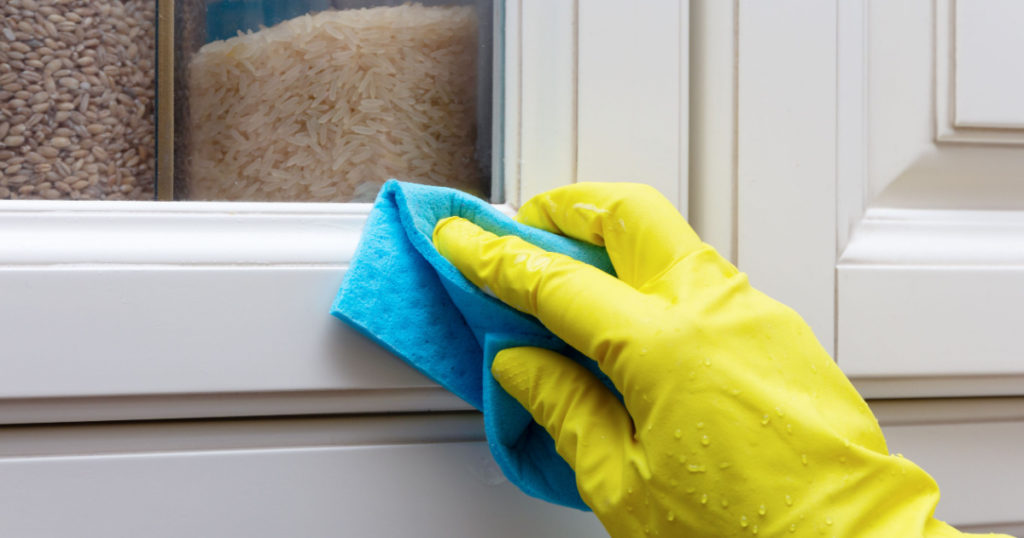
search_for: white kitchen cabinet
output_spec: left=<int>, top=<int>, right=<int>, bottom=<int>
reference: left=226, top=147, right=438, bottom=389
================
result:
left=723, top=0, right=1024, bottom=398
left=687, top=1, right=1023, bottom=533
left=1, top=0, right=1021, bottom=535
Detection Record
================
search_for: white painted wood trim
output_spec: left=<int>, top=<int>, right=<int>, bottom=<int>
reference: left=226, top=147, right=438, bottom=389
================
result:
left=836, top=0, right=868, bottom=254
left=511, top=0, right=690, bottom=211
left=838, top=210, right=1024, bottom=396
left=501, top=0, right=521, bottom=205
left=881, top=417, right=1024, bottom=530
left=0, top=200, right=368, bottom=265
left=869, top=396, right=1024, bottom=531
left=576, top=0, right=689, bottom=213
left=832, top=1, right=1024, bottom=397
left=869, top=397, right=1024, bottom=426
left=0, top=414, right=606, bottom=537
left=840, top=208, right=1024, bottom=266
left=854, top=376, right=1024, bottom=400
left=0, top=412, right=489, bottom=457
left=0, top=262, right=472, bottom=424
left=0, top=200, right=522, bottom=425
left=732, top=0, right=1024, bottom=398
left=736, top=0, right=837, bottom=356
left=515, top=0, right=577, bottom=206
left=0, top=390, right=472, bottom=426
left=688, top=0, right=737, bottom=262
left=0, top=200, right=518, bottom=266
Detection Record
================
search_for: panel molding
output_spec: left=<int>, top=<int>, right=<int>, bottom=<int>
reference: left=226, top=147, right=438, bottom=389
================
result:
left=935, top=0, right=1024, bottom=144
left=870, top=397, right=1024, bottom=426
left=688, top=0, right=738, bottom=262
left=840, top=207, right=1024, bottom=266
left=834, top=0, right=1024, bottom=397
left=0, top=412, right=487, bottom=457
left=734, top=0, right=1024, bottom=398
left=0, top=199, right=368, bottom=265
left=0, top=389, right=471, bottom=427
left=837, top=209, right=1024, bottom=396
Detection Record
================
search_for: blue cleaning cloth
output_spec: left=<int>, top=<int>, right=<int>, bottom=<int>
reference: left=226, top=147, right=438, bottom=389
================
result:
left=331, top=180, right=617, bottom=510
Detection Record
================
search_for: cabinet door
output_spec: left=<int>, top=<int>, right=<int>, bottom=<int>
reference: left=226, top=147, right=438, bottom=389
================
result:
left=690, top=4, right=1024, bottom=533
left=0, top=414, right=606, bottom=537
left=0, top=1, right=689, bottom=425
left=723, top=0, right=1024, bottom=398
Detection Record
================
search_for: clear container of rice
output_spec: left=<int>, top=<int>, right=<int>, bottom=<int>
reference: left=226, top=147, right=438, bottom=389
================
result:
left=0, top=0, right=158, bottom=201
left=177, top=0, right=496, bottom=202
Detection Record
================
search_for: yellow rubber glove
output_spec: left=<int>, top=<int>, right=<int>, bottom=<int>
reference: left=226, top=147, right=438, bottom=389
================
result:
left=433, top=183, right=1012, bottom=538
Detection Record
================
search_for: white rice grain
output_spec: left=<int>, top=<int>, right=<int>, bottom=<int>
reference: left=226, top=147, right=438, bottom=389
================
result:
left=188, top=4, right=481, bottom=201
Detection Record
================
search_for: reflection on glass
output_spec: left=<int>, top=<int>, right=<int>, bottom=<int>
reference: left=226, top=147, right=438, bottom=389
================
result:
left=0, top=0, right=157, bottom=201
left=177, top=0, right=495, bottom=202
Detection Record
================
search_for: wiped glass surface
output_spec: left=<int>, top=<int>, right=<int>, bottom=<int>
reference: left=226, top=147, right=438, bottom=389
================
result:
left=177, top=0, right=497, bottom=203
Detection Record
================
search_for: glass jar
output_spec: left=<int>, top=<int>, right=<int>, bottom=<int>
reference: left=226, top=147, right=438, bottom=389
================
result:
left=176, top=0, right=496, bottom=202
left=0, top=0, right=157, bottom=200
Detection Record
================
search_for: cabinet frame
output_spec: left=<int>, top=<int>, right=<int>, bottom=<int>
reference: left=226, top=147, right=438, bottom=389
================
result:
left=0, top=0, right=689, bottom=425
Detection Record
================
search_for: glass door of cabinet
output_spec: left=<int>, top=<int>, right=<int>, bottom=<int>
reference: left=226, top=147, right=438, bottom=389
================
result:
left=175, top=0, right=500, bottom=202
left=0, top=0, right=499, bottom=202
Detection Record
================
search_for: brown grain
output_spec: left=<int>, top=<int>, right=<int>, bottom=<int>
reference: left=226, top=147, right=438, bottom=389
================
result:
left=0, top=0, right=156, bottom=200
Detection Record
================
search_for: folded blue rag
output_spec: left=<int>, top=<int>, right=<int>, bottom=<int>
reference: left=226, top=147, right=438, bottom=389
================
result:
left=331, top=180, right=617, bottom=510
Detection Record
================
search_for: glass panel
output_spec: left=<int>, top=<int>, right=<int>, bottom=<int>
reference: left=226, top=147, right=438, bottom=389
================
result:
left=0, top=0, right=158, bottom=200
left=176, top=0, right=497, bottom=202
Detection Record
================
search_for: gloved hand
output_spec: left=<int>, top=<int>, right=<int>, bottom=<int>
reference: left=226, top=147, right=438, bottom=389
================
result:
left=433, top=183, right=1011, bottom=538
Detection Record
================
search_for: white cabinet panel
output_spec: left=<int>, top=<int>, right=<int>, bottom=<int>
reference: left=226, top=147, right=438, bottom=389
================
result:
left=0, top=415, right=606, bottom=538
left=0, top=445, right=605, bottom=537
left=730, top=0, right=1024, bottom=397
left=837, top=0, right=1024, bottom=394
left=840, top=263, right=1024, bottom=397
left=882, top=418, right=1024, bottom=533
left=0, top=410, right=1018, bottom=537
left=577, top=1, right=688, bottom=210
left=0, top=265, right=469, bottom=424
left=954, top=0, right=1024, bottom=128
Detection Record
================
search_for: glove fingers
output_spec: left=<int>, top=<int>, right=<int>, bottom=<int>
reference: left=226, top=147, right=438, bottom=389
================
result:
left=434, top=216, right=659, bottom=377
left=515, top=183, right=705, bottom=288
left=492, top=346, right=634, bottom=492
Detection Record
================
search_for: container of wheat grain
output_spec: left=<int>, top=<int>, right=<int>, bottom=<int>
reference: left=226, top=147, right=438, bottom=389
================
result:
left=0, top=0, right=157, bottom=201
left=179, top=0, right=495, bottom=202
